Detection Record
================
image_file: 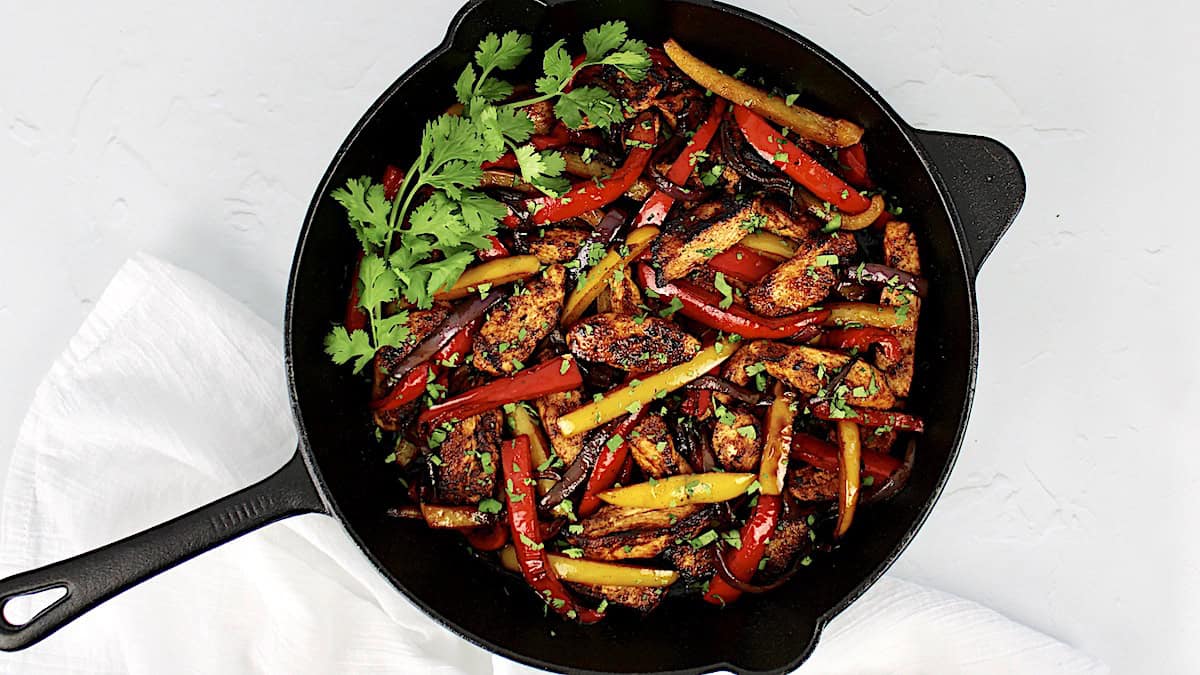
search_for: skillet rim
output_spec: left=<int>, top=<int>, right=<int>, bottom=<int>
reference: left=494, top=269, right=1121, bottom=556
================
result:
left=283, top=0, right=979, bottom=672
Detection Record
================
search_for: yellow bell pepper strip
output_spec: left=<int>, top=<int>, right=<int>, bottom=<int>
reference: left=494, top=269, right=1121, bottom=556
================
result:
left=497, top=546, right=679, bottom=588
left=556, top=338, right=742, bottom=437
left=501, top=435, right=605, bottom=623
left=663, top=39, right=863, bottom=148
left=739, top=232, right=797, bottom=259
left=834, top=420, right=862, bottom=538
left=432, top=255, right=541, bottom=301
left=506, top=403, right=556, bottom=496
left=633, top=98, right=727, bottom=227
left=822, top=302, right=917, bottom=331
left=734, top=106, right=871, bottom=214
left=758, top=382, right=796, bottom=496
left=597, top=472, right=756, bottom=509
left=561, top=225, right=660, bottom=325
left=703, top=493, right=781, bottom=606
left=418, top=356, right=582, bottom=426
left=794, top=190, right=886, bottom=231
left=419, top=503, right=498, bottom=529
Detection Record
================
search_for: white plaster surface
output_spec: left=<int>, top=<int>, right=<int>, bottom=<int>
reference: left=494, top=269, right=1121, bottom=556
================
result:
left=0, top=1, right=1194, bottom=672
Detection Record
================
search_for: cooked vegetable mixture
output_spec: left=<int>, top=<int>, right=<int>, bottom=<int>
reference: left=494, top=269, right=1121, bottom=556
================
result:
left=326, top=22, right=925, bottom=620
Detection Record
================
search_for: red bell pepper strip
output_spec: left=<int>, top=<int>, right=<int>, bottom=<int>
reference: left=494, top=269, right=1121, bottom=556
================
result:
left=418, top=356, right=583, bottom=426
left=703, top=494, right=782, bottom=605
left=817, top=327, right=903, bottom=362
left=578, top=409, right=647, bottom=517
left=464, top=523, right=509, bottom=551
left=733, top=106, right=870, bottom=214
left=633, top=99, right=727, bottom=227
left=344, top=251, right=369, bottom=332
left=506, top=113, right=659, bottom=226
left=706, top=244, right=778, bottom=284
left=809, top=401, right=925, bottom=433
left=477, top=235, right=510, bottom=261
left=502, top=435, right=605, bottom=623
left=873, top=210, right=894, bottom=228
left=681, top=389, right=712, bottom=417
left=383, top=164, right=405, bottom=201
left=371, top=321, right=476, bottom=412
left=370, top=363, right=432, bottom=412
left=836, top=143, right=873, bottom=190
left=637, top=264, right=828, bottom=340
left=791, top=432, right=900, bottom=481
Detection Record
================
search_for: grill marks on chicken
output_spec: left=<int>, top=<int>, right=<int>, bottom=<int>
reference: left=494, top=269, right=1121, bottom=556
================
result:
left=726, top=340, right=896, bottom=409
left=876, top=221, right=921, bottom=397
left=629, top=415, right=693, bottom=478
left=435, top=409, right=503, bottom=505
left=566, top=313, right=700, bottom=373
left=748, top=231, right=858, bottom=316
left=472, top=264, right=566, bottom=375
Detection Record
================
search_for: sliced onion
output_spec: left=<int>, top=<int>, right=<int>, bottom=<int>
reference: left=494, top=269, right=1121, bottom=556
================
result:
left=385, top=505, right=423, bottom=519
left=863, top=438, right=916, bottom=505
left=844, top=263, right=929, bottom=297
left=685, top=375, right=765, bottom=405
left=648, top=167, right=697, bottom=201
left=385, top=290, right=504, bottom=387
left=713, top=541, right=803, bottom=594
left=539, top=424, right=609, bottom=511
left=566, top=207, right=628, bottom=288
left=719, top=116, right=792, bottom=193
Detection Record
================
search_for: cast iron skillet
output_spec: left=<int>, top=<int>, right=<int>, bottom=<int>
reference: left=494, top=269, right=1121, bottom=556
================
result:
left=0, top=0, right=1025, bottom=672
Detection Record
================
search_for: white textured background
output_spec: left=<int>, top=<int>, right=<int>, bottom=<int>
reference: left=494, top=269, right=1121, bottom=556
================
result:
left=1, top=1, right=1194, bottom=672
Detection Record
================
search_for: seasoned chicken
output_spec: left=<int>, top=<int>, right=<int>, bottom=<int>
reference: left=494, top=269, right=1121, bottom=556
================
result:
left=583, top=504, right=702, bottom=537
left=434, top=409, right=502, bottom=505
left=662, top=544, right=717, bottom=580
left=596, top=267, right=644, bottom=315
left=629, top=415, right=692, bottom=478
left=521, top=100, right=556, bottom=135
left=748, top=231, right=857, bottom=316
left=876, top=221, right=921, bottom=397
left=535, top=389, right=585, bottom=464
left=527, top=227, right=589, bottom=265
left=472, top=264, right=565, bottom=375
left=570, top=505, right=723, bottom=560
left=760, top=517, right=810, bottom=577
left=566, top=313, right=700, bottom=373
left=371, top=304, right=450, bottom=431
left=572, top=583, right=667, bottom=613
left=650, top=197, right=769, bottom=280
left=788, top=465, right=839, bottom=503
left=756, top=198, right=822, bottom=241
left=725, top=341, right=896, bottom=409
left=711, top=407, right=761, bottom=471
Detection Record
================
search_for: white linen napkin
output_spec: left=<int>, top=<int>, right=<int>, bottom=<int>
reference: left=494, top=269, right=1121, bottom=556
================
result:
left=0, top=254, right=1105, bottom=675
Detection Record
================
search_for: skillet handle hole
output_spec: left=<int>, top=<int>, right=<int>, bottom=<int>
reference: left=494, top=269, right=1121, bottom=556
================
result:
left=1, top=585, right=68, bottom=627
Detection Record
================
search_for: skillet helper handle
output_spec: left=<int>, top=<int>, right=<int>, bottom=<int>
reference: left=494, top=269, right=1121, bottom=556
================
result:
left=914, top=130, right=1026, bottom=275
left=0, top=449, right=325, bottom=651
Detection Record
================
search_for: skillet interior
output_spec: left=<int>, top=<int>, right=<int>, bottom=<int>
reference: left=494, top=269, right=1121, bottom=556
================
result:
left=286, top=0, right=977, bottom=672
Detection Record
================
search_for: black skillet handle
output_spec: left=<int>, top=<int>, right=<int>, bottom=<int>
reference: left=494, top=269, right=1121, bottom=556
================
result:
left=912, top=129, right=1027, bottom=275
left=0, top=449, right=326, bottom=651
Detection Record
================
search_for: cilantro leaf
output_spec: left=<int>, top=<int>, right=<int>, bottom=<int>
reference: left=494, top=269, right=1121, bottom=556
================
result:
left=536, top=39, right=573, bottom=95
left=556, top=86, right=621, bottom=129
left=454, top=65, right=476, bottom=105
left=514, top=146, right=570, bottom=196
left=475, top=31, right=533, bottom=72
left=324, top=326, right=375, bottom=374
left=331, top=177, right=392, bottom=252
left=357, top=254, right=400, bottom=310
left=713, top=271, right=735, bottom=309
left=582, top=20, right=629, bottom=60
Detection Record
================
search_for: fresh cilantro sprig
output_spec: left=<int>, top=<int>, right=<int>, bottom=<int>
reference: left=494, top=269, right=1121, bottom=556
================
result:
left=326, top=21, right=651, bottom=373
